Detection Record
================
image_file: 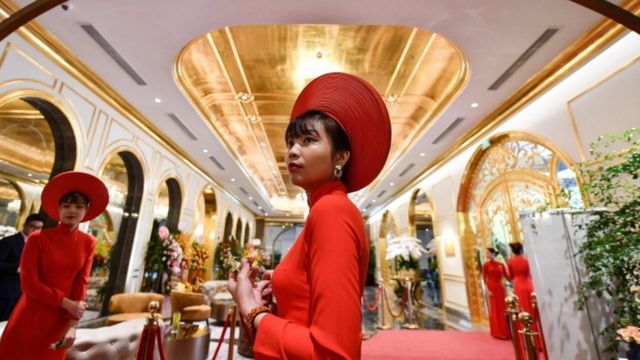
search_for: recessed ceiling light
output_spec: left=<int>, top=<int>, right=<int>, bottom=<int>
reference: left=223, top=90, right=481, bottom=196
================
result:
left=286, top=213, right=290, bottom=216
left=230, top=178, right=236, bottom=182
left=27, top=173, right=32, bottom=177
left=471, top=102, right=479, bottom=108
left=419, top=152, right=426, bottom=157
left=249, top=196, right=253, bottom=200
left=389, top=182, right=394, bottom=186
left=202, top=149, right=208, bottom=153
left=372, top=199, right=377, bottom=203
left=258, top=206, right=262, bottom=209
left=154, top=98, right=162, bottom=103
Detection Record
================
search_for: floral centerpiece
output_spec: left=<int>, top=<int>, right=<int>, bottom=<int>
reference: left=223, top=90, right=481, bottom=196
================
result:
left=160, top=226, right=185, bottom=293
left=187, top=241, right=209, bottom=286
left=385, top=236, right=428, bottom=280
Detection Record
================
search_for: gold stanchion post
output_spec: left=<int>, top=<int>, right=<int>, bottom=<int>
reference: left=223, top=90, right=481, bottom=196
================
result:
left=505, top=295, right=521, bottom=360
left=227, top=305, right=238, bottom=360
left=517, top=312, right=538, bottom=360
left=376, top=279, right=391, bottom=330
left=402, top=277, right=419, bottom=329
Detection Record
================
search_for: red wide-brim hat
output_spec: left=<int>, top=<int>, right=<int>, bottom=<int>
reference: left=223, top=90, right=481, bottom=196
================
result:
left=291, top=72, right=391, bottom=192
left=41, top=171, right=109, bottom=222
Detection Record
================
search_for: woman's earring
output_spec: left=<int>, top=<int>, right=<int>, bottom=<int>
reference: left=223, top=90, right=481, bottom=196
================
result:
left=333, top=165, right=343, bottom=179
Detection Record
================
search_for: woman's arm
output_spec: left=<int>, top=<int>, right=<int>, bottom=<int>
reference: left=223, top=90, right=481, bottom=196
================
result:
left=19, top=234, right=65, bottom=307
left=68, top=237, right=96, bottom=301
left=254, top=197, right=363, bottom=359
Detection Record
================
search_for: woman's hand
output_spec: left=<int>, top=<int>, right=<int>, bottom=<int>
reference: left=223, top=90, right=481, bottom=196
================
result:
left=257, top=270, right=274, bottom=308
left=61, top=298, right=87, bottom=320
left=228, top=258, right=263, bottom=317
left=60, top=326, right=76, bottom=349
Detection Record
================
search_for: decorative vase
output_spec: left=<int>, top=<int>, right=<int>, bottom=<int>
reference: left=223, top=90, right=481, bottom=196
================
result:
left=628, top=342, right=640, bottom=360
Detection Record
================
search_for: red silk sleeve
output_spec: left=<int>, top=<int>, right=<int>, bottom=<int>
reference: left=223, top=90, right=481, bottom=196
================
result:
left=254, top=196, right=364, bottom=359
left=19, top=233, right=65, bottom=308
left=506, top=259, right=514, bottom=281
left=69, top=236, right=96, bottom=301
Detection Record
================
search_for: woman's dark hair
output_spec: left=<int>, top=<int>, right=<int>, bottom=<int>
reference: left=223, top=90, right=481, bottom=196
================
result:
left=487, top=247, right=498, bottom=255
left=509, top=242, right=524, bottom=255
left=285, top=110, right=351, bottom=155
left=59, top=191, right=90, bottom=206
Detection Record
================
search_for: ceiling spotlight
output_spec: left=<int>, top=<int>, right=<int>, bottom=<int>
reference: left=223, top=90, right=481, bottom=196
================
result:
left=389, top=182, right=394, bottom=186
left=249, top=196, right=253, bottom=200
left=27, top=173, right=32, bottom=177
left=372, top=199, right=377, bottom=203
left=154, top=98, right=162, bottom=103
left=386, top=94, right=399, bottom=104
left=230, top=178, right=236, bottom=182
left=471, top=102, right=479, bottom=108
left=286, top=213, right=290, bottom=216
left=258, top=206, right=262, bottom=210
left=236, top=92, right=253, bottom=103
left=419, top=152, right=426, bottom=157
left=248, top=115, right=259, bottom=123
left=202, top=149, right=208, bottom=153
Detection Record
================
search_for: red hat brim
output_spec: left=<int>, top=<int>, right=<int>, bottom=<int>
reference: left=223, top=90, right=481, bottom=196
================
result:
left=291, top=72, right=391, bottom=192
left=41, top=171, right=109, bottom=222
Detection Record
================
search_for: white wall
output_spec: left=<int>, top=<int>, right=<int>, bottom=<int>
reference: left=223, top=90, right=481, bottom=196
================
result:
left=0, top=33, right=255, bottom=292
left=367, top=32, right=640, bottom=317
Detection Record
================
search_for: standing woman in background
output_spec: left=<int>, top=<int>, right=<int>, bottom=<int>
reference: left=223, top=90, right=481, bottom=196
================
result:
left=229, top=72, right=391, bottom=359
left=0, top=171, right=109, bottom=359
left=507, top=242, right=535, bottom=315
left=482, top=247, right=510, bottom=340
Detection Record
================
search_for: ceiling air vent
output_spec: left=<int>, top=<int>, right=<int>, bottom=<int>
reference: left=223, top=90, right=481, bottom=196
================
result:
left=208, top=156, right=225, bottom=171
left=377, top=190, right=387, bottom=198
left=239, top=187, right=249, bottom=195
left=399, top=163, right=415, bottom=177
left=252, top=200, right=260, bottom=207
left=81, top=24, right=147, bottom=85
left=432, top=117, right=465, bottom=145
left=167, top=113, right=197, bottom=140
left=488, top=27, right=559, bottom=90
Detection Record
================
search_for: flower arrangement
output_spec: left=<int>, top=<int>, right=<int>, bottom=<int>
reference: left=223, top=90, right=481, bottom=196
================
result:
left=159, top=226, right=184, bottom=293
left=385, top=236, right=428, bottom=268
left=187, top=241, right=209, bottom=285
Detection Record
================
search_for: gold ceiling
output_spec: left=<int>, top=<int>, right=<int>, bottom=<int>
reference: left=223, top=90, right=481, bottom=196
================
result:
left=175, top=25, right=468, bottom=212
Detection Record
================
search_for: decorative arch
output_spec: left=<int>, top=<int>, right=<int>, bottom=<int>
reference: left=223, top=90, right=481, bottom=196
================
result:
left=457, top=131, right=584, bottom=322
left=243, top=222, right=250, bottom=244
left=198, top=185, right=218, bottom=280
left=235, top=219, right=243, bottom=244
left=98, top=143, right=150, bottom=182
left=100, top=150, right=144, bottom=314
left=378, top=210, right=399, bottom=284
left=222, top=212, right=233, bottom=242
left=153, top=176, right=183, bottom=231
left=0, top=90, right=79, bottom=227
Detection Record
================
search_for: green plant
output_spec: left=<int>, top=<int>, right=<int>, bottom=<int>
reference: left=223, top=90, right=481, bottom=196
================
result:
left=576, top=128, right=640, bottom=355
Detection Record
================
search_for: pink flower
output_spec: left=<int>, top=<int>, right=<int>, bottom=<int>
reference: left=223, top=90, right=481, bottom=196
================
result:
left=158, top=226, right=170, bottom=240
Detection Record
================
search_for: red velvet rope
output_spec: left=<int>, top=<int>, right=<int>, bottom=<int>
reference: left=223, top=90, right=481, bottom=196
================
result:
left=211, top=312, right=232, bottom=360
left=154, top=325, right=167, bottom=360
left=136, top=327, right=149, bottom=360
left=382, top=286, right=406, bottom=318
left=362, top=286, right=382, bottom=311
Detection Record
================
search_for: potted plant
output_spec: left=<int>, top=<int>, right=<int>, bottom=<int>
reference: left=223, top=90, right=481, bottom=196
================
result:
left=576, top=128, right=640, bottom=355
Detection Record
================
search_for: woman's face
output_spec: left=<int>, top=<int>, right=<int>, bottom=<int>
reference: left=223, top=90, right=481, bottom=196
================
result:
left=58, top=201, right=88, bottom=227
left=286, top=122, right=336, bottom=193
left=486, top=250, right=495, bottom=260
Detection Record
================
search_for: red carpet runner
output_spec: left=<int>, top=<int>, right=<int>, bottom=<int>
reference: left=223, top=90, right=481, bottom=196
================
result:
left=362, top=330, right=515, bottom=360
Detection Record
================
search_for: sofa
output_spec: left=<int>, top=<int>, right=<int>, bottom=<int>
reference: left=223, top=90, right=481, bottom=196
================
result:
left=1, top=318, right=149, bottom=360
left=106, top=292, right=164, bottom=326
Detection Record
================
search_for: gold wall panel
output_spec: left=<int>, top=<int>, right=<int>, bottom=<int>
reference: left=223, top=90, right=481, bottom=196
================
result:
left=176, top=24, right=468, bottom=212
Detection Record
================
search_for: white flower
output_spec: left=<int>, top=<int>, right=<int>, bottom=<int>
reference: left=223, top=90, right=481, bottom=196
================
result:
left=385, top=236, right=428, bottom=261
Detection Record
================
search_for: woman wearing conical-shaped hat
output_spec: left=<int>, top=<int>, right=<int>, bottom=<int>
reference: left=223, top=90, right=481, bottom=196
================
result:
left=230, top=73, right=391, bottom=359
